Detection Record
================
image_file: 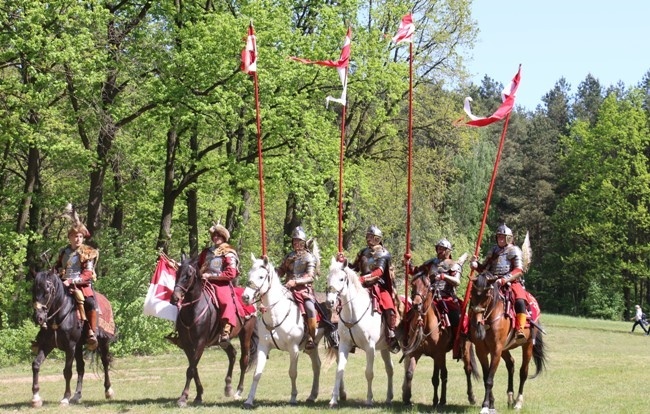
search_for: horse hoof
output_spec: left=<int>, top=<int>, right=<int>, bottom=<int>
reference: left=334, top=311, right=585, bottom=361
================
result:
left=242, top=402, right=255, bottom=410
left=31, top=398, right=43, bottom=408
left=105, top=387, right=115, bottom=399
left=289, top=400, right=297, bottom=406
left=328, top=402, right=339, bottom=409
left=339, top=391, right=346, bottom=401
left=70, top=395, right=81, bottom=404
left=233, top=392, right=242, bottom=400
left=60, top=398, right=70, bottom=406
left=479, top=407, right=490, bottom=414
left=177, top=400, right=187, bottom=408
left=306, top=397, right=316, bottom=404
left=224, top=385, right=233, bottom=397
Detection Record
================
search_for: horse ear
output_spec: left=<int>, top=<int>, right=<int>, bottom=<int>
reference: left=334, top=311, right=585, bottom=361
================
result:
left=263, top=255, right=269, bottom=266
left=250, top=252, right=256, bottom=262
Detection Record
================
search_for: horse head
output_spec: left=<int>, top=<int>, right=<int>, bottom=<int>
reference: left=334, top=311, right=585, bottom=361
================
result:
left=326, top=256, right=360, bottom=309
left=32, top=270, right=61, bottom=328
left=171, top=257, right=199, bottom=305
left=469, top=271, right=499, bottom=340
left=410, top=271, right=431, bottom=312
left=242, top=253, right=274, bottom=305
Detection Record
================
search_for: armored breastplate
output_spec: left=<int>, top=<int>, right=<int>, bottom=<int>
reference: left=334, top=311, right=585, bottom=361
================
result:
left=285, top=251, right=314, bottom=278
left=62, top=248, right=82, bottom=279
left=359, top=246, right=389, bottom=274
left=202, top=247, right=224, bottom=273
left=488, top=244, right=522, bottom=275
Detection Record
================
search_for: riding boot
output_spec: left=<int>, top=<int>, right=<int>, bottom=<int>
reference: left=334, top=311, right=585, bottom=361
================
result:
left=516, top=313, right=527, bottom=340
left=305, top=317, right=318, bottom=350
left=385, top=310, right=399, bottom=353
left=219, top=322, right=232, bottom=344
left=86, top=309, right=99, bottom=351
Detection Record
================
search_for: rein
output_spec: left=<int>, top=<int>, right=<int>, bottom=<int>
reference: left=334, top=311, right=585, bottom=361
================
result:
left=332, top=270, right=372, bottom=349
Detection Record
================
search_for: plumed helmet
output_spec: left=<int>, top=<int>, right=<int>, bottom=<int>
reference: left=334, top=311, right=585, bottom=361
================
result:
left=495, top=223, right=513, bottom=243
left=435, top=238, right=452, bottom=251
left=209, top=222, right=230, bottom=242
left=291, top=226, right=307, bottom=241
left=63, top=203, right=91, bottom=239
left=366, top=225, right=383, bottom=239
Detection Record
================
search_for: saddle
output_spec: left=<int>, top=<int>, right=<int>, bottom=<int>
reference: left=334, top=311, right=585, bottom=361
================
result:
left=500, top=285, right=542, bottom=329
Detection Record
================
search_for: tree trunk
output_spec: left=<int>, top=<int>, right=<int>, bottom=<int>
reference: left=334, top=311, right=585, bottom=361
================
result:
left=186, top=187, right=199, bottom=256
left=156, top=127, right=180, bottom=253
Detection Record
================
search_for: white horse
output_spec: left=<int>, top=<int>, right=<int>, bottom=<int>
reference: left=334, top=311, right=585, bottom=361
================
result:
left=241, top=254, right=333, bottom=409
left=325, top=256, right=394, bottom=408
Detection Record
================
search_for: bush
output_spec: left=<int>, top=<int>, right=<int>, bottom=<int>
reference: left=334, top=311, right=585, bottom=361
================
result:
left=0, top=319, right=39, bottom=367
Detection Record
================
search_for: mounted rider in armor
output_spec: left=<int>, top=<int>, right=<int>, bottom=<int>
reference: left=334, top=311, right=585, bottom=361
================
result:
left=408, top=238, right=462, bottom=354
left=277, top=226, right=319, bottom=350
left=55, top=205, right=99, bottom=350
left=199, top=223, right=240, bottom=344
left=470, top=223, right=528, bottom=340
left=349, top=225, right=398, bottom=349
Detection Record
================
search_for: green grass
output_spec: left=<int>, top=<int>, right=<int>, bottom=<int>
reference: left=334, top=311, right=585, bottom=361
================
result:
left=1, top=314, right=647, bottom=413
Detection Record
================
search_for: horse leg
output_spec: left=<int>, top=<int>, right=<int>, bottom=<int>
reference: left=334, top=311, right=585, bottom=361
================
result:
left=463, top=340, right=477, bottom=405
left=514, top=342, right=534, bottom=410
left=243, top=345, right=269, bottom=409
left=31, top=345, right=52, bottom=407
left=223, top=343, right=236, bottom=397
left=329, top=344, right=350, bottom=408
left=364, top=346, right=376, bottom=407
left=99, top=338, right=114, bottom=399
left=474, top=344, right=494, bottom=414
left=401, top=355, right=418, bottom=406
left=178, top=347, right=204, bottom=407
left=305, top=347, right=321, bottom=403
left=235, top=321, right=254, bottom=400
left=432, top=354, right=448, bottom=408
left=288, top=348, right=300, bottom=405
left=59, top=348, right=76, bottom=405
left=380, top=348, right=393, bottom=404
left=70, top=343, right=85, bottom=404
left=502, top=350, right=515, bottom=408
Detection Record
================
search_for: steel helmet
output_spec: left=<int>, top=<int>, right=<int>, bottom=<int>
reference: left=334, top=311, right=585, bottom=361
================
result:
left=291, top=226, right=307, bottom=241
left=435, top=238, right=452, bottom=251
left=366, top=225, right=383, bottom=239
left=495, top=223, right=513, bottom=243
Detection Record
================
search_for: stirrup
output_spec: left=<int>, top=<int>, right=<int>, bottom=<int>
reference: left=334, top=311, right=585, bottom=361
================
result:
left=219, top=333, right=230, bottom=344
left=515, top=329, right=526, bottom=340
left=305, top=339, right=316, bottom=350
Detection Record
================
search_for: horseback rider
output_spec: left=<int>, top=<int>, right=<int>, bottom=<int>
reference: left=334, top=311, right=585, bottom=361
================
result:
left=345, top=225, right=398, bottom=349
left=470, top=223, right=528, bottom=340
left=199, top=223, right=240, bottom=344
left=55, top=208, right=99, bottom=351
left=408, top=238, right=462, bottom=351
left=276, top=226, right=319, bottom=350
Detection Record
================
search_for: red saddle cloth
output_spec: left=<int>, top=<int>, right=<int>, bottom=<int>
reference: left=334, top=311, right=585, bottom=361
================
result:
left=95, top=292, right=116, bottom=336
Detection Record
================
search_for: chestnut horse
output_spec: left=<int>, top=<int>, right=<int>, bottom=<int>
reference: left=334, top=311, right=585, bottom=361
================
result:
left=170, top=257, right=258, bottom=407
left=401, top=270, right=479, bottom=408
left=469, top=272, right=546, bottom=413
left=31, top=270, right=115, bottom=407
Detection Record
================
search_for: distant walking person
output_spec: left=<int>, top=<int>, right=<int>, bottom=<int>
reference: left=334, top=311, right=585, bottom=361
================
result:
left=630, top=305, right=648, bottom=334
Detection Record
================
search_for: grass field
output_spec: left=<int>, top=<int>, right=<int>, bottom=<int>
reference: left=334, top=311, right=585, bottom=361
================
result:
left=1, top=314, right=647, bottom=413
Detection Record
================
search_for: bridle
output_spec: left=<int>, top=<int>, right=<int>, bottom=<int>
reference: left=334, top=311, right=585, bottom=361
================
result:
left=329, top=267, right=371, bottom=330
left=33, top=273, right=68, bottom=327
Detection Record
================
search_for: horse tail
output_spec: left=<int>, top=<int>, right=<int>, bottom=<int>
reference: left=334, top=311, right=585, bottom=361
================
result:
left=324, top=343, right=337, bottom=366
left=529, top=325, right=547, bottom=379
left=245, top=318, right=259, bottom=373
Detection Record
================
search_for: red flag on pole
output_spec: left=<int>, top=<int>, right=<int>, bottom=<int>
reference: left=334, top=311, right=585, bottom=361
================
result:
left=290, top=28, right=351, bottom=106
left=392, top=14, right=415, bottom=44
left=461, top=65, right=521, bottom=127
left=143, top=255, right=178, bottom=321
left=241, top=22, right=257, bottom=75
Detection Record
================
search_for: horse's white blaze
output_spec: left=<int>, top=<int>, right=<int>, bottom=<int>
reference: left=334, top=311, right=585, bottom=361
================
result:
left=326, top=256, right=393, bottom=407
left=243, top=255, right=324, bottom=407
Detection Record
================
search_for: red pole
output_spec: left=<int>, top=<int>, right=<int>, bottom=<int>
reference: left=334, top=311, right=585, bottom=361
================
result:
left=338, top=67, right=349, bottom=253
left=453, top=111, right=513, bottom=357
left=404, top=41, right=414, bottom=302
left=253, top=70, right=267, bottom=256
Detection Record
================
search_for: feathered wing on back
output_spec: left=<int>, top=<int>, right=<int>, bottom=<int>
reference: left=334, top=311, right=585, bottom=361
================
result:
left=521, top=231, right=532, bottom=272
left=307, top=238, right=321, bottom=277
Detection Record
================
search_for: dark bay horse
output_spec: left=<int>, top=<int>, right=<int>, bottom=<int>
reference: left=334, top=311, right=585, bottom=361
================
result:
left=401, top=271, right=479, bottom=408
left=31, top=270, right=115, bottom=407
left=170, top=257, right=258, bottom=407
left=469, top=272, right=547, bottom=413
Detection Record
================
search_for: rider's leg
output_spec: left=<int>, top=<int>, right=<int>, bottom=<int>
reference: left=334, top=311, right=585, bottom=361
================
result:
left=84, top=296, right=98, bottom=350
left=305, top=300, right=317, bottom=350
left=515, top=299, right=527, bottom=339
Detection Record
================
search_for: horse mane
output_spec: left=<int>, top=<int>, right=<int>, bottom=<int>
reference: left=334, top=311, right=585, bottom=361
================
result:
left=329, top=258, right=363, bottom=291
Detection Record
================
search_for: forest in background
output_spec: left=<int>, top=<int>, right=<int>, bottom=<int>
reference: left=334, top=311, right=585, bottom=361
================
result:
left=1, top=0, right=649, bottom=364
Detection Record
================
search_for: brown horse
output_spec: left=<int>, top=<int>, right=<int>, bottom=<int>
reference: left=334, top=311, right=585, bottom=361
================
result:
left=170, top=257, right=258, bottom=407
left=469, top=272, right=546, bottom=413
left=31, top=269, right=116, bottom=407
left=401, top=271, right=479, bottom=408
